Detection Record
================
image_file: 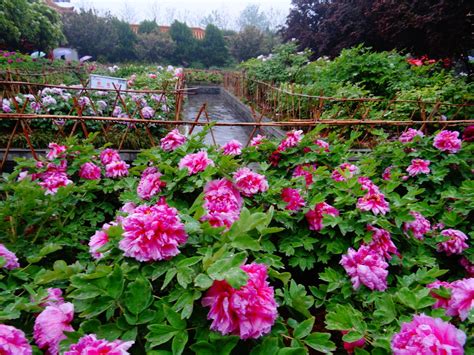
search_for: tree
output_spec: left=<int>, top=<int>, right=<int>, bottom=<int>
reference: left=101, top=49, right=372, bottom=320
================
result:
left=200, top=24, right=229, bottom=67
left=109, top=18, right=137, bottom=62
left=230, top=26, right=270, bottom=62
left=0, top=0, right=64, bottom=51
left=138, top=19, right=158, bottom=34
left=62, top=10, right=119, bottom=61
left=237, top=5, right=270, bottom=31
left=282, top=0, right=473, bottom=58
left=200, top=10, right=230, bottom=30
left=169, top=21, right=197, bottom=65
left=135, top=30, right=176, bottom=63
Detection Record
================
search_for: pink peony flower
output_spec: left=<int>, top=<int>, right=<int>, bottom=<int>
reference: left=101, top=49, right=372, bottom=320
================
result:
left=403, top=211, right=431, bottom=240
left=278, top=130, right=303, bottom=151
left=358, top=177, right=380, bottom=193
left=202, top=263, right=278, bottom=339
left=34, top=302, right=74, bottom=355
left=281, top=188, right=305, bottom=211
left=399, top=128, right=424, bottom=143
left=427, top=280, right=453, bottom=310
left=39, top=172, right=72, bottom=195
left=332, top=163, right=359, bottom=182
left=382, top=166, right=392, bottom=180
left=105, top=160, right=129, bottom=178
left=446, top=278, right=474, bottom=320
left=160, top=129, right=186, bottom=151
left=78, top=162, right=101, bottom=180
left=137, top=172, right=165, bottom=200
left=433, top=130, right=462, bottom=154
left=406, top=159, right=430, bottom=176
left=269, top=150, right=281, bottom=167
left=305, top=202, right=339, bottom=231
left=341, top=331, right=365, bottom=353
left=100, top=148, right=121, bottom=165
left=202, top=179, right=242, bottom=229
left=391, top=314, right=466, bottom=354
left=121, top=202, right=136, bottom=214
left=340, top=245, right=388, bottom=291
left=221, top=140, right=243, bottom=156
left=89, top=223, right=115, bottom=260
left=46, top=143, right=67, bottom=160
left=437, top=229, right=468, bottom=255
left=366, top=225, right=399, bottom=260
left=250, top=134, right=265, bottom=147
left=119, top=202, right=187, bottom=262
left=64, top=334, right=134, bottom=355
left=233, top=168, right=268, bottom=197
left=315, top=139, right=330, bottom=152
left=178, top=151, right=214, bottom=175
left=0, top=324, right=32, bottom=355
left=293, top=164, right=317, bottom=186
left=357, top=191, right=390, bottom=215
left=0, top=244, right=20, bottom=270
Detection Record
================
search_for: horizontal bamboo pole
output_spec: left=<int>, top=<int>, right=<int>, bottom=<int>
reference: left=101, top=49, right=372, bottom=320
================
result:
left=1, top=113, right=473, bottom=127
left=0, top=80, right=197, bottom=95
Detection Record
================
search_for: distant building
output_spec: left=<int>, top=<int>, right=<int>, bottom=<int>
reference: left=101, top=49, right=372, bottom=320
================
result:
left=43, top=0, right=74, bottom=14
left=130, top=24, right=205, bottom=40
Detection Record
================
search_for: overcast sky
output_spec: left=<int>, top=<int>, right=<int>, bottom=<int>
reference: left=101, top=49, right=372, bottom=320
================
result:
left=64, top=0, right=292, bottom=28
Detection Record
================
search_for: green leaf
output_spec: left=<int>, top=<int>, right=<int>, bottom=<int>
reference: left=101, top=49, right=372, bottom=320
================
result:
left=325, top=304, right=366, bottom=333
left=250, top=337, right=279, bottom=355
left=305, top=332, right=336, bottom=353
left=164, top=305, right=186, bottom=329
left=231, top=234, right=261, bottom=251
left=123, top=277, right=152, bottom=315
left=277, top=348, right=307, bottom=355
left=374, top=294, right=396, bottom=325
left=172, top=331, right=188, bottom=355
left=342, top=331, right=364, bottom=343
left=194, top=274, right=213, bottom=289
left=224, top=267, right=249, bottom=289
left=293, top=317, right=315, bottom=339
left=107, top=266, right=124, bottom=299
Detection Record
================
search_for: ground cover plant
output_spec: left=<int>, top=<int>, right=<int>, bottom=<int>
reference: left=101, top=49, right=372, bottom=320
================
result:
left=0, top=125, right=472, bottom=354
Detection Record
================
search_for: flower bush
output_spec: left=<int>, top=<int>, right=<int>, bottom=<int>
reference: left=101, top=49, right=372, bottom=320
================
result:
left=0, top=126, right=472, bottom=353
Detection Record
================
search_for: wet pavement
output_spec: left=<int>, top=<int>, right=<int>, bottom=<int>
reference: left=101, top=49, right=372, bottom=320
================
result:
left=182, top=92, right=253, bottom=146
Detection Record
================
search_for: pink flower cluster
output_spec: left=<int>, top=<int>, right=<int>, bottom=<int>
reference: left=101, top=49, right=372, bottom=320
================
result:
left=356, top=179, right=390, bottom=215
left=428, top=279, right=474, bottom=320
left=366, top=225, right=399, bottom=260
left=46, top=143, right=67, bottom=160
left=437, top=229, right=468, bottom=255
left=233, top=168, right=268, bottom=197
left=37, top=161, right=73, bottom=195
left=78, top=162, right=101, bottom=180
left=399, top=128, right=424, bottom=143
left=65, top=334, right=134, bottom=355
left=250, top=134, right=265, bottom=147
left=89, top=222, right=115, bottom=260
left=34, top=302, right=75, bottom=355
left=406, top=159, right=430, bottom=176
left=137, top=169, right=165, bottom=200
left=331, top=163, right=359, bottom=182
left=403, top=211, right=431, bottom=240
left=293, top=164, right=317, bottom=186
left=160, top=129, right=186, bottom=151
left=340, top=245, right=389, bottom=291
left=202, top=179, right=242, bottom=229
left=315, top=139, right=330, bottom=152
left=281, top=188, right=305, bottom=211
left=119, top=202, right=187, bottom=262
left=202, top=263, right=278, bottom=339
left=221, top=140, right=243, bottom=156
left=278, top=130, right=303, bottom=151
left=100, top=149, right=129, bottom=178
left=391, top=314, right=465, bottom=354
left=382, top=166, right=392, bottom=180
left=36, top=288, right=64, bottom=308
left=0, top=243, right=20, bottom=270
left=0, top=324, right=32, bottom=355
left=305, top=202, right=339, bottom=231
left=178, top=151, right=214, bottom=175
left=433, top=130, right=462, bottom=153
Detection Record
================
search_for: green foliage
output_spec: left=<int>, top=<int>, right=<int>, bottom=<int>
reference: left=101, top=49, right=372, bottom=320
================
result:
left=200, top=24, right=229, bottom=68
left=0, top=0, right=64, bottom=51
left=0, top=127, right=472, bottom=353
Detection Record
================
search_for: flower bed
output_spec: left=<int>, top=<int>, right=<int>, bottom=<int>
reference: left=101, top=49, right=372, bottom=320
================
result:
left=0, top=126, right=472, bottom=353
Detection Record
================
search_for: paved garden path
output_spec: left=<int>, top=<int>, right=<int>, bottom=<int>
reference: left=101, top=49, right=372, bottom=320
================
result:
left=182, top=92, right=253, bottom=146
